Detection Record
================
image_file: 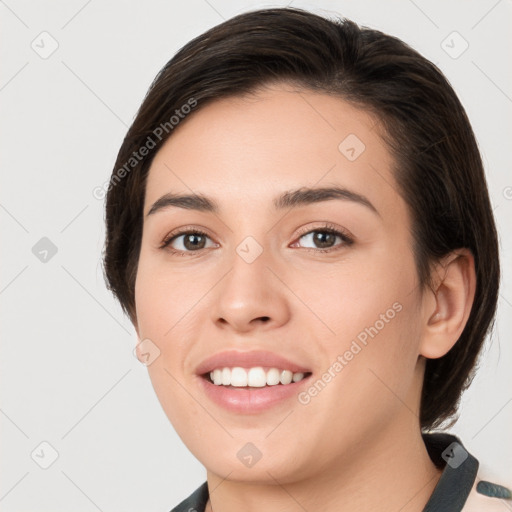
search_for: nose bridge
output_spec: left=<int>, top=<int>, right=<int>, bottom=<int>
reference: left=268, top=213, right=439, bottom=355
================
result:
left=210, top=232, right=290, bottom=330
left=224, top=233, right=273, bottom=303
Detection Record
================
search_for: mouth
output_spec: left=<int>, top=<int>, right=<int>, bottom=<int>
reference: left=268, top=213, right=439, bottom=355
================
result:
left=194, top=349, right=313, bottom=413
left=197, top=366, right=313, bottom=414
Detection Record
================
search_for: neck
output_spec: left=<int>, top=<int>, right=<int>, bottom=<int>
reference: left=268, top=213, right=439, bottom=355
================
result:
left=204, top=416, right=443, bottom=512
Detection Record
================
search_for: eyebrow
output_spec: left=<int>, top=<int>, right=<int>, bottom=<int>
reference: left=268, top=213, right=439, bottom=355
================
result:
left=146, top=186, right=380, bottom=217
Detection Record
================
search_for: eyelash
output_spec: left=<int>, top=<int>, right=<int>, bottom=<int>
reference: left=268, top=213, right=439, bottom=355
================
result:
left=159, top=223, right=354, bottom=256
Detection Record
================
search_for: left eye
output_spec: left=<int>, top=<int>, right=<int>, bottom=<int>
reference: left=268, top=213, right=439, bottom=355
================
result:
left=294, top=228, right=352, bottom=251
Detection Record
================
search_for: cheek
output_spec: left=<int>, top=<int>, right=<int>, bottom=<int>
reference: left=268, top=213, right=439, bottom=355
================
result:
left=292, top=294, right=423, bottom=464
left=134, top=261, right=205, bottom=441
left=134, top=249, right=202, bottom=339
left=298, top=246, right=423, bottom=405
left=298, top=244, right=419, bottom=348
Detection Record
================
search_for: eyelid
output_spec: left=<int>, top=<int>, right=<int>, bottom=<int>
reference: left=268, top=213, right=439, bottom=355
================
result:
left=293, top=222, right=354, bottom=243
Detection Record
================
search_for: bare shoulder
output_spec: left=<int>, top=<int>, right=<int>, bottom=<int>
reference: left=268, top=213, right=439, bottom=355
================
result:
left=463, top=476, right=512, bottom=512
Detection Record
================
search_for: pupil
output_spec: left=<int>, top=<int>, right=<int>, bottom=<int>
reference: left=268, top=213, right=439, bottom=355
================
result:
left=185, top=234, right=205, bottom=250
left=315, top=232, right=334, bottom=248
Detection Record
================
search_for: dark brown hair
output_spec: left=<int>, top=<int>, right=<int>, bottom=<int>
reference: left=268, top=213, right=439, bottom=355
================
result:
left=102, top=7, right=500, bottom=430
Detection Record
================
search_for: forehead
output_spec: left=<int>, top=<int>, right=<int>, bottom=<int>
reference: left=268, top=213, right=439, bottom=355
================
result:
left=144, top=84, right=403, bottom=220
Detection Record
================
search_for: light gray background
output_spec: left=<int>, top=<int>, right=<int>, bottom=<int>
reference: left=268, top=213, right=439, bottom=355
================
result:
left=1, top=1, right=511, bottom=511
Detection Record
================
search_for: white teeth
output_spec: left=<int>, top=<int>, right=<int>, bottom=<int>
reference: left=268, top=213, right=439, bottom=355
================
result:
left=212, top=369, right=222, bottom=385
left=292, top=372, right=304, bottom=383
left=247, top=367, right=267, bottom=387
left=231, top=367, right=248, bottom=387
left=208, top=367, right=308, bottom=387
left=280, top=370, right=293, bottom=385
left=221, top=367, right=230, bottom=385
left=266, top=368, right=280, bottom=386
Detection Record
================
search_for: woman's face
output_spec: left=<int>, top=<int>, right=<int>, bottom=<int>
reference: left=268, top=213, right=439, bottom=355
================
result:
left=134, top=84, right=428, bottom=482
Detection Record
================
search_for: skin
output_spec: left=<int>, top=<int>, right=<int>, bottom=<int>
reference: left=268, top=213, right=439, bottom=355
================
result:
left=133, top=83, right=476, bottom=512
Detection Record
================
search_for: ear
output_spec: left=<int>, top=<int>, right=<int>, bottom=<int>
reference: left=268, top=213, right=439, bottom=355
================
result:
left=419, top=249, right=476, bottom=359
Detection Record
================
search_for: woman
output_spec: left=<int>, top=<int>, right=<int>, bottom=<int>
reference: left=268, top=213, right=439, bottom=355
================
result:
left=102, top=7, right=509, bottom=511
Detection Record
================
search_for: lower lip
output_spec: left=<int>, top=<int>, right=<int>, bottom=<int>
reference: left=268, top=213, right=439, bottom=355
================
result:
left=197, top=375, right=311, bottom=413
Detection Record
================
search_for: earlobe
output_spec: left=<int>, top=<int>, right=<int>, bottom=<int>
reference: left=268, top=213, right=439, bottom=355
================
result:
left=419, top=249, right=476, bottom=359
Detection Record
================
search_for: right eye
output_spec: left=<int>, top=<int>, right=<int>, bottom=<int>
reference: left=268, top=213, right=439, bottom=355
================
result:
left=160, top=229, right=217, bottom=254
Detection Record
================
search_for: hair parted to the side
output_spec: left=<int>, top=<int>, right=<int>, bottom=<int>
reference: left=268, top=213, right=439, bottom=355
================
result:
left=102, top=7, right=500, bottom=431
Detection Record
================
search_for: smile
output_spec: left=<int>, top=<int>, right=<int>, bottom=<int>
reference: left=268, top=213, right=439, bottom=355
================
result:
left=207, top=366, right=310, bottom=387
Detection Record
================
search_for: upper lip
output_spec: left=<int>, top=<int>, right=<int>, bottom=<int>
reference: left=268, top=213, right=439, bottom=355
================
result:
left=195, top=350, right=311, bottom=375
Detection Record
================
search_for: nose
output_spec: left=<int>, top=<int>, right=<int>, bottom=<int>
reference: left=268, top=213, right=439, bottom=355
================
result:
left=210, top=242, right=291, bottom=333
